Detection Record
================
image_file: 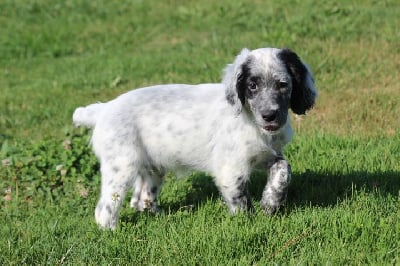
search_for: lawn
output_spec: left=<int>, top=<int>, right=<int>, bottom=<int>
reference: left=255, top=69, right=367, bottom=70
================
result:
left=1, top=0, right=399, bottom=264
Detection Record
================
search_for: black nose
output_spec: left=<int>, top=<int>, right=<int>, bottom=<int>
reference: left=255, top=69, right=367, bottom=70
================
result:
left=262, top=111, right=278, bottom=122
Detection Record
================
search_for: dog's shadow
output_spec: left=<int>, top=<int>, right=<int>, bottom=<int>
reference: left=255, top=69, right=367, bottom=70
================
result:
left=119, top=170, right=399, bottom=224
left=163, top=169, right=400, bottom=211
left=287, top=170, right=399, bottom=207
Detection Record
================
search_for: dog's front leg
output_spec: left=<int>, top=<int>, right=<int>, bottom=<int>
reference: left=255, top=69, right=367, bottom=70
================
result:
left=217, top=175, right=254, bottom=213
left=261, top=157, right=291, bottom=214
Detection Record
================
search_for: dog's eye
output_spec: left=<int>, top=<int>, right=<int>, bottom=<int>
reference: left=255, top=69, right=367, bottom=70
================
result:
left=278, top=81, right=288, bottom=89
left=248, top=81, right=257, bottom=91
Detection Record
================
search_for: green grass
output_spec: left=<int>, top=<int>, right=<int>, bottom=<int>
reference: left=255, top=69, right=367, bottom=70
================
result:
left=1, top=0, right=399, bottom=264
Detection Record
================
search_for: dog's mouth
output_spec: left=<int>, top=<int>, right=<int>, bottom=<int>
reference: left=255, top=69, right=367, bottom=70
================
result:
left=262, top=124, right=281, bottom=132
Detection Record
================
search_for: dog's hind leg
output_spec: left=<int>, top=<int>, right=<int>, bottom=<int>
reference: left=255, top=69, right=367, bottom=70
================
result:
left=130, top=171, right=163, bottom=213
left=130, top=176, right=143, bottom=210
left=94, top=155, right=137, bottom=229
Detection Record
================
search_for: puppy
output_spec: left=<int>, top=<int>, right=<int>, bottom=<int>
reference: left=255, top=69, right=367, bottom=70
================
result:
left=73, top=47, right=317, bottom=229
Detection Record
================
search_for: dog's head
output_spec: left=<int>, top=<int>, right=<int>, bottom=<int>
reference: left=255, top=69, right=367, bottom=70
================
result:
left=224, top=47, right=317, bottom=134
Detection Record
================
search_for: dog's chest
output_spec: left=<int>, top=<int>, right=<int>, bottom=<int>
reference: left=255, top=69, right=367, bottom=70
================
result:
left=247, top=141, right=277, bottom=168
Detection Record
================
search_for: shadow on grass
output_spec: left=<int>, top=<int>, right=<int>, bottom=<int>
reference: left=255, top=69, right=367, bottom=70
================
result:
left=286, top=170, right=400, bottom=207
left=120, top=173, right=220, bottom=224
left=119, top=169, right=399, bottom=223
left=251, top=169, right=400, bottom=207
left=159, top=173, right=220, bottom=213
left=177, top=170, right=398, bottom=210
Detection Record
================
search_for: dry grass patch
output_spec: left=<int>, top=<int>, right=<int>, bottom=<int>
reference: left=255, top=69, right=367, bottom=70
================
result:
left=297, top=86, right=399, bottom=137
left=295, top=39, right=399, bottom=137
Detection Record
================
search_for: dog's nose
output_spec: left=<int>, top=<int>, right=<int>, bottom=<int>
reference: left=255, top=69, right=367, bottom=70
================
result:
left=262, top=111, right=278, bottom=122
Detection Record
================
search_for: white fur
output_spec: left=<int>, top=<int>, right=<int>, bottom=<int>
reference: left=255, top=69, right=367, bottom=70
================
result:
left=73, top=47, right=316, bottom=229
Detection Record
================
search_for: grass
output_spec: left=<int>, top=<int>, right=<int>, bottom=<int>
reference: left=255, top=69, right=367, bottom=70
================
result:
left=1, top=0, right=399, bottom=264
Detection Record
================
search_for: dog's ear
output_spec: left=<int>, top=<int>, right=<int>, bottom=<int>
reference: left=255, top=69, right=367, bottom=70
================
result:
left=223, top=48, right=251, bottom=114
left=278, top=48, right=317, bottom=115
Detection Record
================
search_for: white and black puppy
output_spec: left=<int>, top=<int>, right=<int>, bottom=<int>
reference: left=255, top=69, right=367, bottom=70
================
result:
left=73, top=47, right=317, bottom=229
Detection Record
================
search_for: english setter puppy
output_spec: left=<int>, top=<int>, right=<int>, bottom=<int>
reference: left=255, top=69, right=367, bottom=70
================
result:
left=73, top=47, right=317, bottom=229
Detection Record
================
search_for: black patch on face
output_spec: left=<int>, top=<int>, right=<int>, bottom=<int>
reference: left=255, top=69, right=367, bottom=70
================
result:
left=277, top=48, right=315, bottom=115
left=245, top=76, right=263, bottom=101
left=236, top=59, right=253, bottom=106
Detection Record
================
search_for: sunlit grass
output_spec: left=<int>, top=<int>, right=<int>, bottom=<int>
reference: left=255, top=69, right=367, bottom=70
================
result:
left=1, top=0, right=399, bottom=264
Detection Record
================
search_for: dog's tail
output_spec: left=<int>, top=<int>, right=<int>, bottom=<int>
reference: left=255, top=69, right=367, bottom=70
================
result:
left=72, top=103, right=105, bottom=128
